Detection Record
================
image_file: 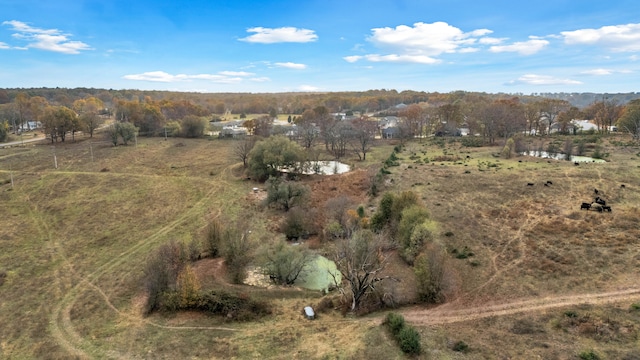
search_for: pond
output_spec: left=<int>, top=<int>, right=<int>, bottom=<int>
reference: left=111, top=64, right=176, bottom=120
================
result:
left=243, top=254, right=342, bottom=293
left=294, top=255, right=342, bottom=292
left=281, top=161, right=351, bottom=175
left=299, top=161, right=351, bottom=175
left=520, top=151, right=606, bottom=163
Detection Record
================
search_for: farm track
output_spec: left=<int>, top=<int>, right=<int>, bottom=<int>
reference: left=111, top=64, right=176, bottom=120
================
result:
left=47, top=165, right=240, bottom=358
left=401, top=287, right=640, bottom=325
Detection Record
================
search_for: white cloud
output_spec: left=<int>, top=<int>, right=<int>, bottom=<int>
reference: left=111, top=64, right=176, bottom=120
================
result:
left=581, top=68, right=613, bottom=76
left=479, top=37, right=506, bottom=45
left=489, top=38, right=549, bottom=55
left=2, top=20, right=92, bottom=54
left=343, top=55, right=362, bottom=63
left=218, top=71, right=254, bottom=76
left=299, top=85, right=321, bottom=91
left=363, top=53, right=440, bottom=64
left=274, top=62, right=307, bottom=69
left=250, top=77, right=271, bottom=82
left=561, top=23, right=640, bottom=52
left=348, top=21, right=499, bottom=64
left=239, top=27, right=318, bottom=43
left=123, top=70, right=253, bottom=84
left=368, top=22, right=491, bottom=56
left=506, top=74, right=583, bottom=86
left=0, top=42, right=9, bottom=49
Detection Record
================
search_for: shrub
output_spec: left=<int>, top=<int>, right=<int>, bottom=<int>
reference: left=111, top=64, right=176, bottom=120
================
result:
left=630, top=303, right=640, bottom=311
left=578, top=350, right=602, bottom=360
left=204, top=220, right=224, bottom=257
left=452, top=340, right=469, bottom=352
left=397, top=326, right=421, bottom=355
left=324, top=220, right=345, bottom=240
left=221, top=225, right=253, bottom=284
left=385, top=312, right=406, bottom=336
left=142, top=240, right=188, bottom=314
left=281, top=207, right=316, bottom=240
left=460, top=136, right=483, bottom=147
left=193, top=290, right=272, bottom=321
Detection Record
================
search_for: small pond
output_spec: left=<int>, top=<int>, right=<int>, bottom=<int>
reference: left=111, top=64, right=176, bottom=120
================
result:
left=281, top=161, right=351, bottom=175
left=303, top=161, right=351, bottom=175
left=294, top=255, right=342, bottom=292
left=520, top=151, right=606, bottom=163
left=243, top=254, right=342, bottom=293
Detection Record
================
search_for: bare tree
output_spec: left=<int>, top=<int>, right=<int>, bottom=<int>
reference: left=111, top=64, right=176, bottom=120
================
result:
left=350, top=117, right=377, bottom=161
left=232, top=136, right=256, bottom=167
left=333, top=230, right=395, bottom=312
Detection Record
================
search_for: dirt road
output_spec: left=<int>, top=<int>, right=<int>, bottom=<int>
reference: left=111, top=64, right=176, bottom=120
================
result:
left=401, top=287, right=640, bottom=325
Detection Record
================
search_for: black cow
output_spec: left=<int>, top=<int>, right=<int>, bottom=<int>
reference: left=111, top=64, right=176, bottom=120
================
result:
left=595, top=197, right=606, bottom=206
left=546, top=181, right=553, bottom=185
left=580, top=202, right=591, bottom=210
left=594, top=188, right=599, bottom=195
left=602, top=205, right=612, bottom=212
left=527, top=183, right=534, bottom=186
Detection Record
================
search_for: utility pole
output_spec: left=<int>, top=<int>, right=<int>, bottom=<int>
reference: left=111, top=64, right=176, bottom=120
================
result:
left=9, top=162, right=14, bottom=189
left=52, top=146, right=58, bottom=169
left=89, top=141, right=94, bottom=162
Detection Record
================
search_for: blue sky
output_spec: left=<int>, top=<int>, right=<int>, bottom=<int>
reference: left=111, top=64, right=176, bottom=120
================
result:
left=1, top=0, right=639, bottom=94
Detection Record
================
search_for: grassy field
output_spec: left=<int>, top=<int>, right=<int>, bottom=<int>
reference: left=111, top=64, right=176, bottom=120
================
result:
left=1, top=133, right=639, bottom=359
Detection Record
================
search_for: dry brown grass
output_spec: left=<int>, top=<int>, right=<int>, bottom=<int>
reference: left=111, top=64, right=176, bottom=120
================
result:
left=1, top=134, right=639, bottom=359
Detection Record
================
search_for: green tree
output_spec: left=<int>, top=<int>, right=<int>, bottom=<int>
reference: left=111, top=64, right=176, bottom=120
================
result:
left=501, top=137, right=515, bottom=159
left=264, top=176, right=310, bottom=211
left=414, top=244, right=448, bottom=304
left=118, top=122, right=138, bottom=145
left=176, top=265, right=201, bottom=308
left=247, top=135, right=305, bottom=181
left=397, top=206, right=433, bottom=264
left=42, top=106, right=76, bottom=143
left=0, top=120, right=8, bottom=142
left=618, top=99, right=640, bottom=141
left=181, top=115, right=206, bottom=138
left=260, top=239, right=314, bottom=285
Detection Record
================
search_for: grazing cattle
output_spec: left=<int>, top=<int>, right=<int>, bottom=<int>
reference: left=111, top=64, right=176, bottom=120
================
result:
left=602, top=205, right=612, bottom=212
left=527, top=183, right=534, bottom=186
left=595, top=197, right=606, bottom=206
left=574, top=162, right=580, bottom=166
left=591, top=203, right=603, bottom=212
left=580, top=202, right=591, bottom=210
left=544, top=183, right=549, bottom=187
left=621, top=184, right=626, bottom=188
left=594, top=188, right=599, bottom=195
left=546, top=181, right=553, bottom=185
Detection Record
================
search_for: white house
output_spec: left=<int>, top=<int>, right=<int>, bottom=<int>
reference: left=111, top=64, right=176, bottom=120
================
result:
left=571, top=120, right=599, bottom=133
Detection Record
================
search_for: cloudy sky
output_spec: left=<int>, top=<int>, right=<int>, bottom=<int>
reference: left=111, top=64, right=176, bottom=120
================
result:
left=1, top=0, right=639, bottom=94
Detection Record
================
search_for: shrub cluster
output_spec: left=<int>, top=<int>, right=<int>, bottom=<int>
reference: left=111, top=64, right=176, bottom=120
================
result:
left=162, top=289, right=271, bottom=321
left=384, top=313, right=421, bottom=355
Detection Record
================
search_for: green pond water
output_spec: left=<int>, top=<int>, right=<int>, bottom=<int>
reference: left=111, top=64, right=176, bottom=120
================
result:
left=295, top=255, right=342, bottom=292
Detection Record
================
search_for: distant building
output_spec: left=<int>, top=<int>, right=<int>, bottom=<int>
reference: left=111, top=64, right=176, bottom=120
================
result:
left=379, top=116, right=400, bottom=139
left=219, top=124, right=247, bottom=138
left=571, top=119, right=599, bottom=133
